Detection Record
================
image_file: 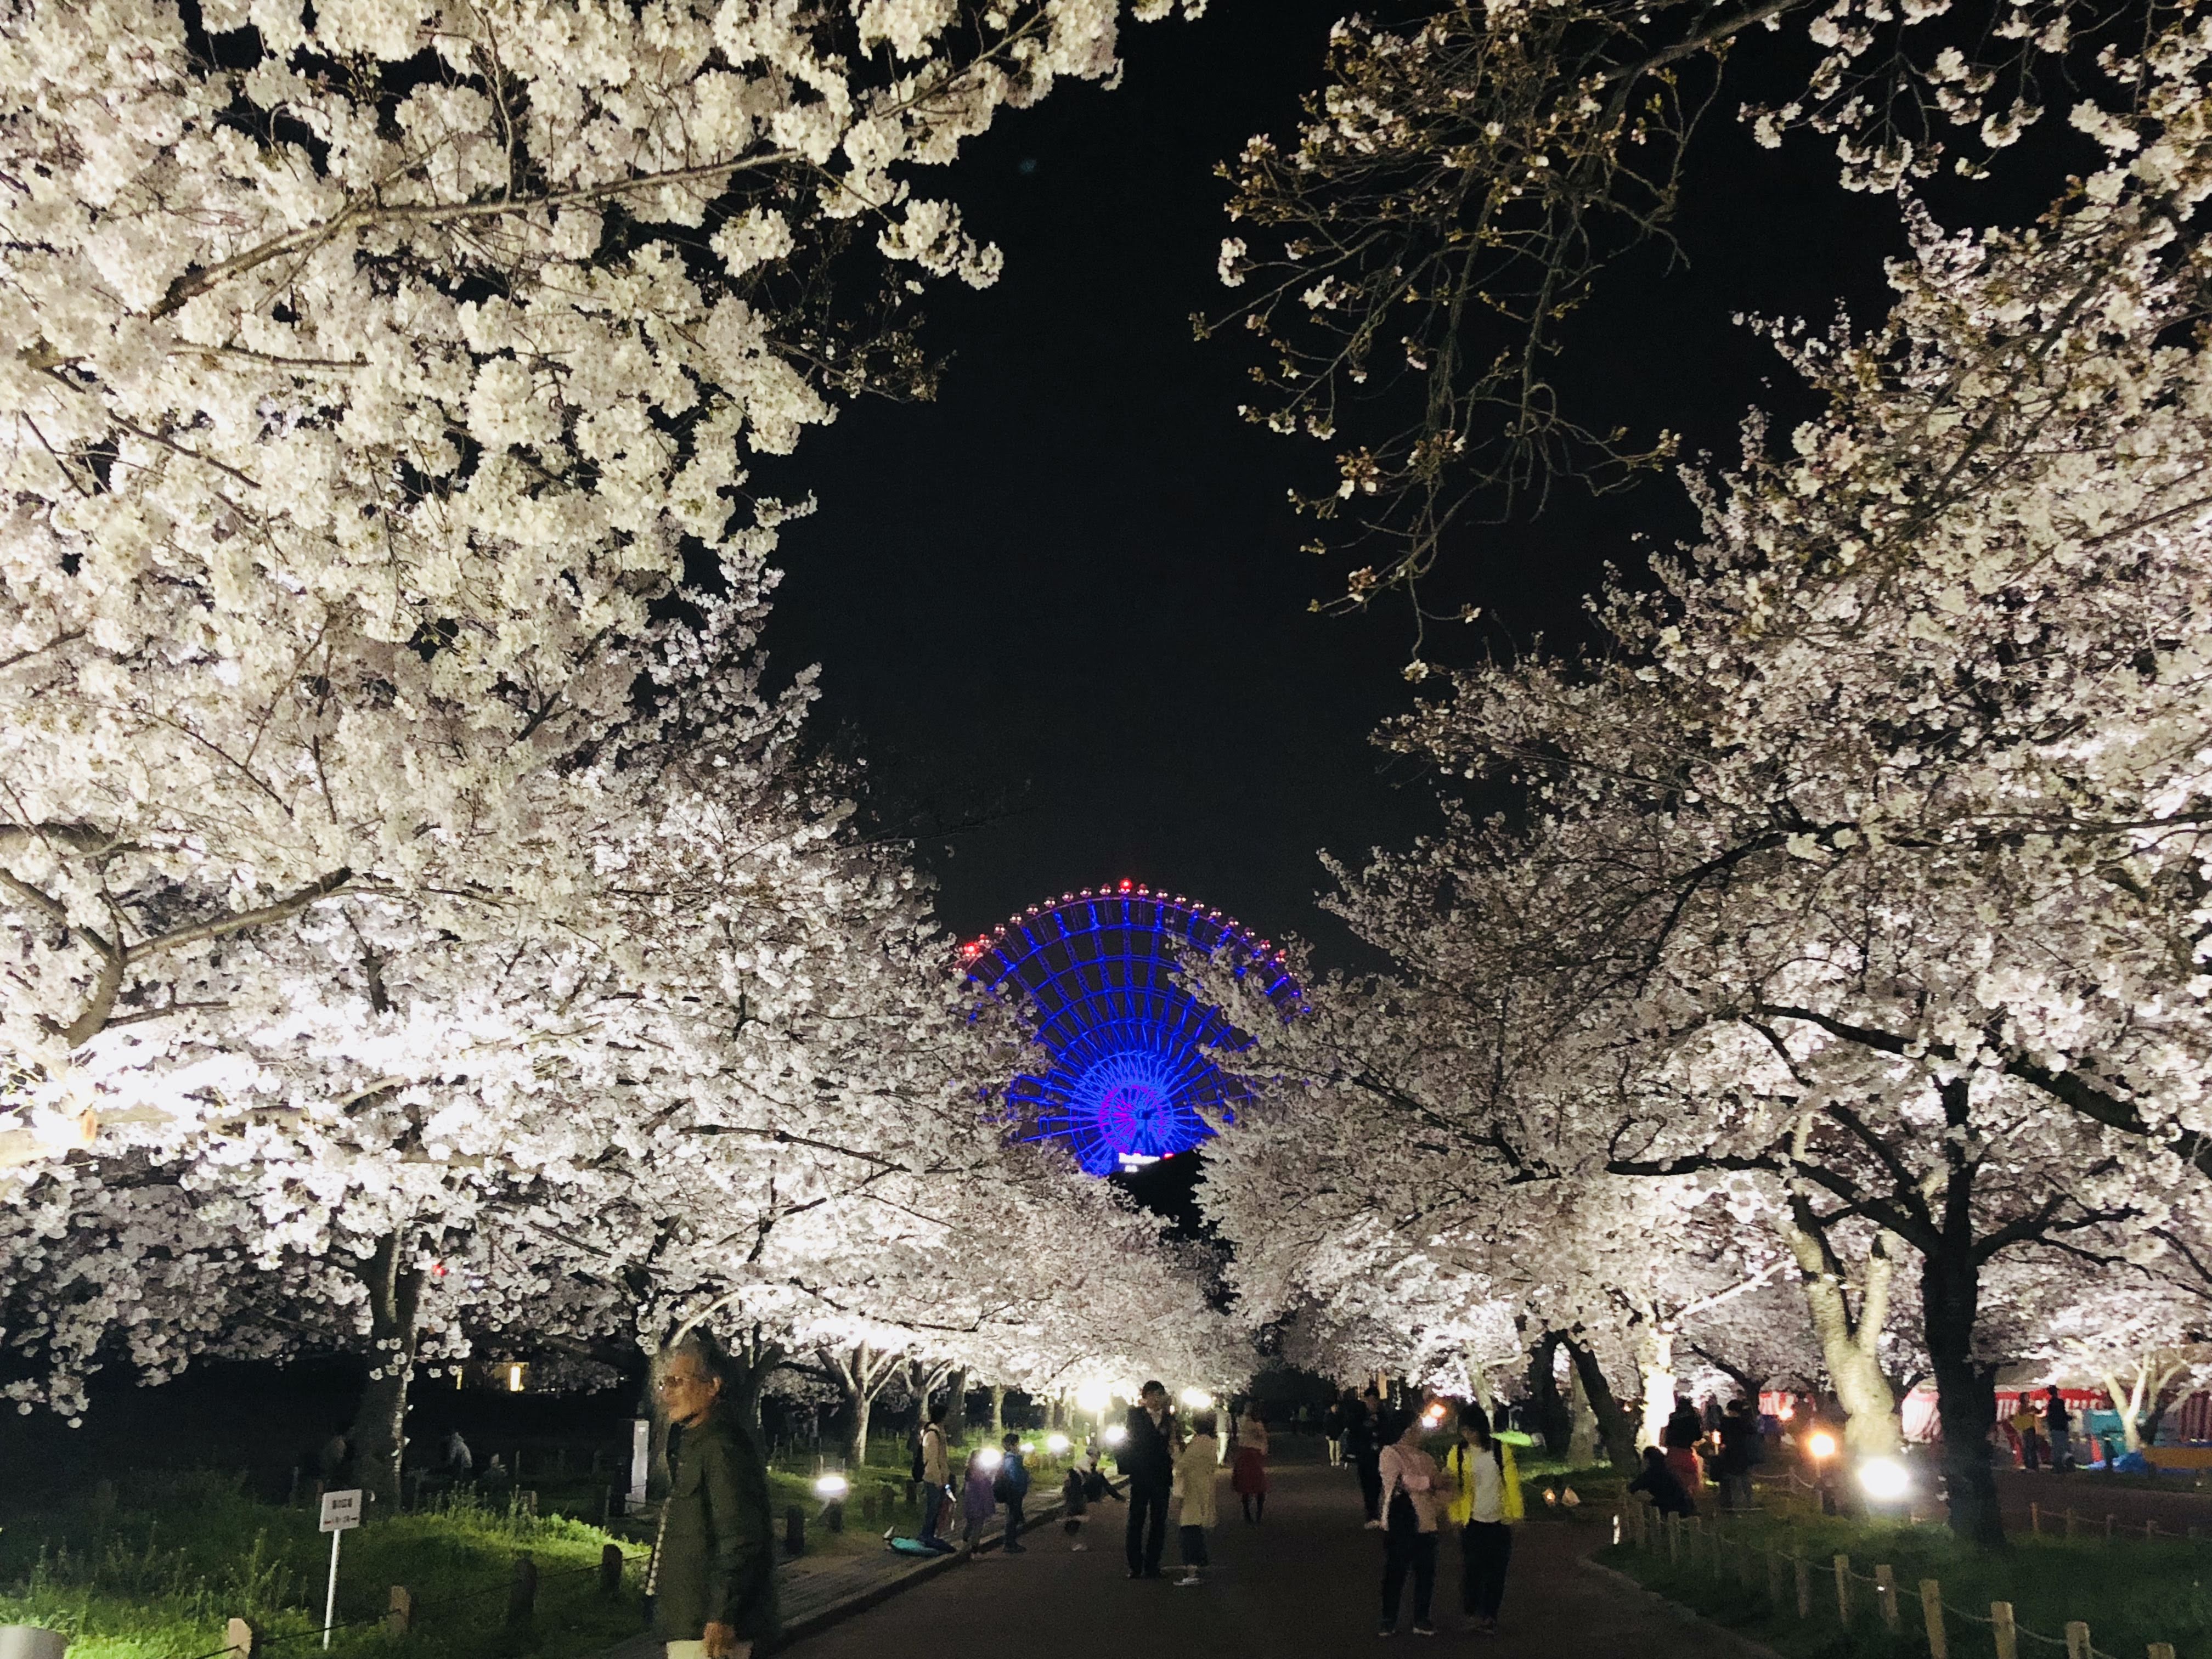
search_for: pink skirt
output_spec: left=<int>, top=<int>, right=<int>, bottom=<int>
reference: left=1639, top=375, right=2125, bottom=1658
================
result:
left=1232, top=1446, right=1268, bottom=1495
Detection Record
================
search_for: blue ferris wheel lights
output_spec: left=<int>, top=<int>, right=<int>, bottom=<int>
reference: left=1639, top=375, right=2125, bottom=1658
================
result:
left=964, top=884, right=1300, bottom=1176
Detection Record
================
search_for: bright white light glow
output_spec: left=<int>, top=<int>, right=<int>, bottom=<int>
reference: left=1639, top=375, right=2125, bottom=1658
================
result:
left=506, top=1364, right=523, bottom=1393
left=1807, top=1431, right=1838, bottom=1461
left=1858, top=1457, right=1909, bottom=1502
left=1421, top=1403, right=1446, bottom=1426
left=1103, top=1425, right=1128, bottom=1447
left=1020, top=1441, right=1037, bottom=1455
left=979, top=1447, right=1005, bottom=1470
left=1180, top=1387, right=1212, bottom=1409
left=1046, top=1433, right=1071, bottom=1455
left=1118, top=1154, right=1161, bottom=1167
left=1075, top=1383, right=1111, bottom=1415
left=814, top=1474, right=849, bottom=1500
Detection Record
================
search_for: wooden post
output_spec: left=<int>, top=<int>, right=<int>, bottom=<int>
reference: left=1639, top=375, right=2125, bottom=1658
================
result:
left=1920, top=1579, right=1948, bottom=1659
left=504, top=1555, right=537, bottom=1632
left=1874, top=1565, right=1899, bottom=1633
left=1795, top=1553, right=1812, bottom=1619
left=385, top=1587, right=412, bottom=1637
left=2064, top=1622, right=2091, bottom=1659
left=597, top=1543, right=623, bottom=1597
left=1691, top=1516, right=1703, bottom=1571
left=225, top=1618, right=257, bottom=1659
left=1667, top=1515, right=1680, bottom=1565
left=1767, top=1549, right=1785, bottom=1606
left=2146, top=1519, right=2158, bottom=1542
left=783, top=1504, right=805, bottom=1558
left=1833, top=1554, right=1852, bottom=1624
left=2105, top=1513, right=2115, bottom=1541
left=1991, top=1602, right=2018, bottom=1659
left=2030, top=1502, right=2040, bottom=1536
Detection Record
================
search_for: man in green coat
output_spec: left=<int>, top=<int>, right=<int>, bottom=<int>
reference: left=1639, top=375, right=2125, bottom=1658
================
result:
left=649, top=1345, right=777, bottom=1659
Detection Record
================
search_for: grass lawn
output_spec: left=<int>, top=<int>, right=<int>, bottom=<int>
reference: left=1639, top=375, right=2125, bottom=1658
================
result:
left=0, top=1472, right=646, bottom=1659
left=1601, top=1499, right=2212, bottom=1658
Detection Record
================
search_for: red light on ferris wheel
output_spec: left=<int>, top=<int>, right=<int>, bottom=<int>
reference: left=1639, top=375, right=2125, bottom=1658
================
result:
left=1118, top=879, right=1133, bottom=893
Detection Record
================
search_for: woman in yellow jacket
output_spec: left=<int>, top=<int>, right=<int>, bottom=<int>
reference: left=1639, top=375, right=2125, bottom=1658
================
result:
left=1446, top=1404, right=1522, bottom=1635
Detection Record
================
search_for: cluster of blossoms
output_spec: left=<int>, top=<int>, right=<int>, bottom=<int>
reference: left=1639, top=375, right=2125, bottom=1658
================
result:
left=0, top=0, right=1234, bottom=1502
left=1200, top=8, right=2212, bottom=1545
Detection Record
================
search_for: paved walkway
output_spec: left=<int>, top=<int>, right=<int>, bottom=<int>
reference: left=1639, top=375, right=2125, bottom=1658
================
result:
left=779, top=1445, right=1734, bottom=1657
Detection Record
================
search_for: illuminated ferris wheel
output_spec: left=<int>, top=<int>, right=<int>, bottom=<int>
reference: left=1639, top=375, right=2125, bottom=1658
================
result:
left=961, top=881, right=1301, bottom=1175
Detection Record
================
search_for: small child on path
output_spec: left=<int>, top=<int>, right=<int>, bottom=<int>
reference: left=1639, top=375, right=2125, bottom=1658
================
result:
left=1062, top=1462, right=1091, bottom=1549
left=1173, top=1409, right=1220, bottom=1587
left=960, top=1448, right=998, bottom=1554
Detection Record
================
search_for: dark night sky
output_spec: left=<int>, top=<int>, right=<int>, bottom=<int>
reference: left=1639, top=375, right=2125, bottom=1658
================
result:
left=763, top=0, right=1913, bottom=963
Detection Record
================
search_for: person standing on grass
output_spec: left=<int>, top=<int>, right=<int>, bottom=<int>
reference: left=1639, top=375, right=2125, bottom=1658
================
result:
left=1173, top=1409, right=1221, bottom=1586
left=1715, top=1398, right=1759, bottom=1510
left=2010, top=1398, right=2044, bottom=1470
left=1122, top=1380, right=1180, bottom=1579
left=1325, top=1396, right=1347, bottom=1468
left=2045, top=1386, right=2074, bottom=1470
left=1377, top=1408, right=1446, bottom=1637
left=1350, top=1386, right=1387, bottom=1528
left=648, top=1342, right=777, bottom=1659
left=1232, top=1403, right=1271, bottom=1522
left=1627, top=1446, right=1696, bottom=1519
left=995, top=1432, right=1031, bottom=1553
left=1447, top=1403, right=1520, bottom=1637
left=1661, top=1395, right=1704, bottom=1496
left=959, top=1447, right=998, bottom=1555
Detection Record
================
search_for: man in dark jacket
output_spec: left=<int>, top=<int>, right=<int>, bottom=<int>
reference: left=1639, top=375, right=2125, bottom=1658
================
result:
left=1348, top=1386, right=1386, bottom=1526
left=1120, top=1380, right=1179, bottom=1579
left=650, top=1345, right=776, bottom=1659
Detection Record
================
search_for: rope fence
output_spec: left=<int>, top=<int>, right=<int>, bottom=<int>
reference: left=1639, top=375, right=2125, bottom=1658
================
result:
left=1615, top=1499, right=2183, bottom=1659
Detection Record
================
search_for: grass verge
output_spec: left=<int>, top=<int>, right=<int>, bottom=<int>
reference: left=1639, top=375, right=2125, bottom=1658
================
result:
left=1601, top=1502, right=2212, bottom=1658
left=0, top=1472, right=644, bottom=1659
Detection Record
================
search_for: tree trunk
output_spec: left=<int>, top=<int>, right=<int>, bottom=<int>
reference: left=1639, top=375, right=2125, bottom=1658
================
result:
left=347, top=1233, right=423, bottom=1509
left=1524, top=1333, right=1570, bottom=1458
left=944, top=1369, right=968, bottom=1443
left=989, top=1385, right=1006, bottom=1436
left=844, top=1390, right=872, bottom=1472
left=1565, top=1362, right=1600, bottom=1466
left=1777, top=1212, right=1903, bottom=1457
left=1565, top=1339, right=1642, bottom=1474
left=1635, top=1324, right=1675, bottom=1451
left=1923, top=1241, right=2004, bottom=1547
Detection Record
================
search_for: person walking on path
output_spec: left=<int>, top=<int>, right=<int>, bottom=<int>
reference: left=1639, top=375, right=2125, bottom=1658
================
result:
left=1378, top=1408, right=1446, bottom=1637
left=958, top=1448, right=997, bottom=1555
left=1350, top=1386, right=1386, bottom=1528
left=1122, top=1380, right=1180, bottom=1579
left=995, top=1433, right=1030, bottom=1554
left=1324, top=1397, right=1347, bottom=1468
left=1173, top=1409, right=1221, bottom=1587
left=1447, top=1403, right=1521, bottom=1637
left=1627, top=1447, right=1696, bottom=1519
left=1232, top=1404, right=1271, bottom=1522
left=894, top=1405, right=955, bottom=1554
left=647, top=1343, right=777, bottom=1659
